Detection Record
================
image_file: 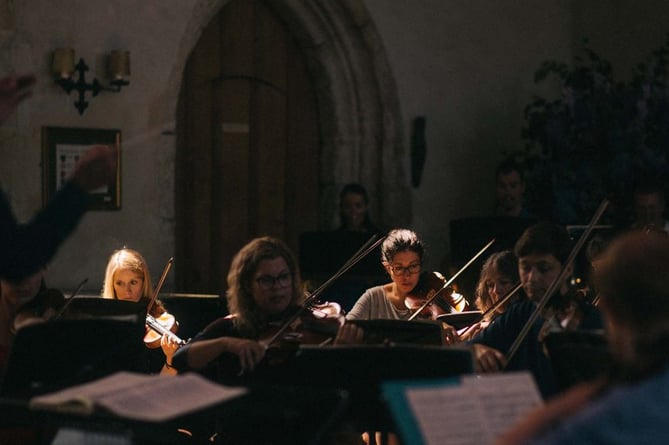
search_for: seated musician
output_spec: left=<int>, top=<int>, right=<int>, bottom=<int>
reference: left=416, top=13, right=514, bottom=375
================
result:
left=347, top=229, right=423, bottom=321
left=497, top=230, right=669, bottom=444
left=0, top=269, right=46, bottom=369
left=469, top=222, right=602, bottom=398
left=460, top=250, right=522, bottom=340
left=346, top=228, right=458, bottom=344
left=336, top=182, right=381, bottom=234
left=172, top=236, right=313, bottom=377
left=102, top=248, right=180, bottom=375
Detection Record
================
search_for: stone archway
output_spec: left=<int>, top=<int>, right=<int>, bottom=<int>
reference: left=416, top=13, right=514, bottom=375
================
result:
left=169, top=0, right=411, bottom=232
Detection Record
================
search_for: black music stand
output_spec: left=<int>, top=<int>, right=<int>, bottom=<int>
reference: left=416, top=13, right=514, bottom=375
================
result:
left=544, top=330, right=612, bottom=392
left=246, top=344, right=474, bottom=433
left=436, top=311, right=483, bottom=330
left=58, top=296, right=145, bottom=319
left=0, top=317, right=145, bottom=399
left=349, top=319, right=444, bottom=345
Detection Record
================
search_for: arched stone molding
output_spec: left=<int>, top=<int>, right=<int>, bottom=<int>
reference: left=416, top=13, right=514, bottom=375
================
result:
left=171, top=0, right=411, bottom=230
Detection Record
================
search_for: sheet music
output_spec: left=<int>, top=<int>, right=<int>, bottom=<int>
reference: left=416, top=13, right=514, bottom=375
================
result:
left=462, top=373, right=543, bottom=438
left=386, top=372, right=543, bottom=445
left=406, top=385, right=491, bottom=445
left=31, top=371, right=247, bottom=422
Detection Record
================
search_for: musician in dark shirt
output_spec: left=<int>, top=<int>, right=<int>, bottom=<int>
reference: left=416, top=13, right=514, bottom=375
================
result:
left=172, top=236, right=306, bottom=379
left=498, top=230, right=669, bottom=444
left=470, top=222, right=602, bottom=398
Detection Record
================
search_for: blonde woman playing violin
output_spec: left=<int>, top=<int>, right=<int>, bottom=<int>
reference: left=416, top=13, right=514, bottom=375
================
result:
left=102, top=248, right=180, bottom=375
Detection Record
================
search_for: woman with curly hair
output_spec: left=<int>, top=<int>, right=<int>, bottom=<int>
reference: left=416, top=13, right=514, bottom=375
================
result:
left=172, top=236, right=305, bottom=376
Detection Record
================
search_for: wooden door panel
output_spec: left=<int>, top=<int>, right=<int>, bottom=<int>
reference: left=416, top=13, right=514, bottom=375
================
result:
left=177, top=0, right=319, bottom=294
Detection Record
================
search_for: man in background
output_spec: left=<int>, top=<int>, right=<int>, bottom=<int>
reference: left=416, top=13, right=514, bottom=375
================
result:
left=495, top=158, right=531, bottom=218
left=631, top=179, right=668, bottom=233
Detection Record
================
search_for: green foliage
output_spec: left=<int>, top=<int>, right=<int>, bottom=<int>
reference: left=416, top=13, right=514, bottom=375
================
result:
left=512, top=37, right=669, bottom=224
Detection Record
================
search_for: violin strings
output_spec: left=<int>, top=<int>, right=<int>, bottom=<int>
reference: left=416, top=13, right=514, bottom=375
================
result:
left=408, top=238, right=495, bottom=321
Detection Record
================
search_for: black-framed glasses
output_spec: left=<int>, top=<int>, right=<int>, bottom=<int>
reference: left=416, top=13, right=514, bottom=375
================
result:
left=389, top=263, right=421, bottom=276
left=255, top=272, right=292, bottom=290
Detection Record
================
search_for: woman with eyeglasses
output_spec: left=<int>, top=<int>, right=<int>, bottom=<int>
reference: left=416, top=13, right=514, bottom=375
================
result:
left=172, top=236, right=306, bottom=377
left=346, top=229, right=425, bottom=321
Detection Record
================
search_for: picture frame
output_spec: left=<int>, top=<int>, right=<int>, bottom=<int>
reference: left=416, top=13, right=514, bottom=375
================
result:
left=42, top=126, right=121, bottom=210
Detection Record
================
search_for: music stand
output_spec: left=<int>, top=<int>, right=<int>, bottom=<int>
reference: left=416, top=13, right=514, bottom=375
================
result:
left=348, top=319, right=444, bottom=345
left=1, top=317, right=145, bottom=399
left=248, top=344, right=474, bottom=433
left=436, top=311, right=483, bottom=330
left=58, top=296, right=145, bottom=319
left=544, top=330, right=612, bottom=392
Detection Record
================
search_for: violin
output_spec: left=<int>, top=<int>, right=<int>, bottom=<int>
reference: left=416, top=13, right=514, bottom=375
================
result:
left=145, top=313, right=186, bottom=347
left=13, top=288, right=65, bottom=332
left=12, top=278, right=89, bottom=332
left=248, top=302, right=344, bottom=370
left=405, top=271, right=470, bottom=319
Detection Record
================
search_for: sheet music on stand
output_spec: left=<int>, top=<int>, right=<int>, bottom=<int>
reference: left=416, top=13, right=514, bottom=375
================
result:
left=383, top=372, right=543, bottom=445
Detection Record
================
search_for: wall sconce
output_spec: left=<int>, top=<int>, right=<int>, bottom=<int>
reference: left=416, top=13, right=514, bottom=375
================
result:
left=52, top=48, right=130, bottom=115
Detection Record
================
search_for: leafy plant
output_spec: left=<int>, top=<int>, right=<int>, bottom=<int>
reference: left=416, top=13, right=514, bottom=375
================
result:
left=512, top=37, right=669, bottom=225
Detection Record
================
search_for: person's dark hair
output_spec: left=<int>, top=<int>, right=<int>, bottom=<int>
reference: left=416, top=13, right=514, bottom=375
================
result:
left=514, top=222, right=572, bottom=264
left=338, top=182, right=377, bottom=231
left=496, top=158, right=525, bottom=182
left=381, top=229, right=425, bottom=263
left=340, top=183, right=369, bottom=204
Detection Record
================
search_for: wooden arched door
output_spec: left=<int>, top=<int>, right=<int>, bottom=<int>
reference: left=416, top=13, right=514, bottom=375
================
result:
left=176, top=0, right=319, bottom=294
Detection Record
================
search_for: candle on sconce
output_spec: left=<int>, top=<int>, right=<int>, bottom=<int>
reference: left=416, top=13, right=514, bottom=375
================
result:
left=108, top=50, right=130, bottom=80
left=52, top=48, right=75, bottom=78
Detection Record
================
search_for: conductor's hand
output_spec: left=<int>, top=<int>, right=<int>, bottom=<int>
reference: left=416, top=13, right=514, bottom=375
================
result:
left=0, top=74, right=35, bottom=124
left=70, top=144, right=118, bottom=192
left=472, top=343, right=507, bottom=373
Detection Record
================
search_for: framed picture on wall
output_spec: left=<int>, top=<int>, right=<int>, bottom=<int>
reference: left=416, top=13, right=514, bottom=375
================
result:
left=42, top=126, right=121, bottom=210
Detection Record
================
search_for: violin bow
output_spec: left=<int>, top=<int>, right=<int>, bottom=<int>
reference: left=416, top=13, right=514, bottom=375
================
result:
left=457, top=281, right=523, bottom=338
left=505, top=199, right=609, bottom=365
left=304, top=234, right=386, bottom=306
left=408, top=238, right=495, bottom=321
left=52, top=277, right=89, bottom=320
left=266, top=234, right=386, bottom=346
left=146, top=257, right=174, bottom=315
